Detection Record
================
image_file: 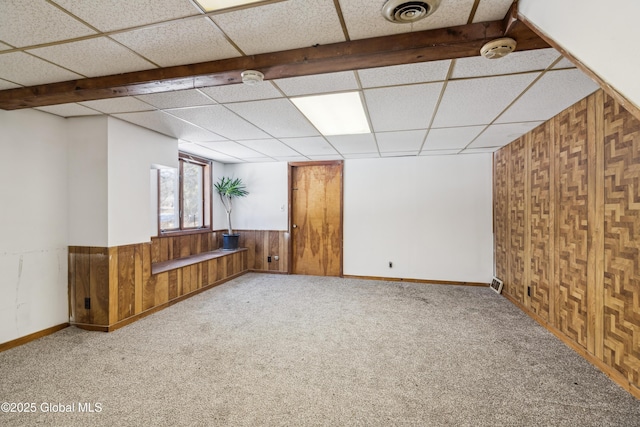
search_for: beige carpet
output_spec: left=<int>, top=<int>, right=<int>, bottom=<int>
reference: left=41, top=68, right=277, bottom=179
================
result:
left=1, top=273, right=638, bottom=426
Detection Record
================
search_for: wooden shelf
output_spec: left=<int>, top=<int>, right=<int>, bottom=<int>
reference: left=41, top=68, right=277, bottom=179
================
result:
left=151, top=248, right=247, bottom=275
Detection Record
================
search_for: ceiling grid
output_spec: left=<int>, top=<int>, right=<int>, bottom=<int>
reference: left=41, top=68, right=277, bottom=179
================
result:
left=0, top=0, right=598, bottom=163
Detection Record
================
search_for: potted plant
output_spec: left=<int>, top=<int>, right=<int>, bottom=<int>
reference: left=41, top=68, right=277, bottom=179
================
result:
left=214, top=176, right=249, bottom=250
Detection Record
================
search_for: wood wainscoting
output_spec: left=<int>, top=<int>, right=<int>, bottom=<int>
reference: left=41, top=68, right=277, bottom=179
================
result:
left=69, top=236, right=247, bottom=332
left=151, top=230, right=289, bottom=273
left=69, top=230, right=287, bottom=331
left=493, top=89, right=640, bottom=398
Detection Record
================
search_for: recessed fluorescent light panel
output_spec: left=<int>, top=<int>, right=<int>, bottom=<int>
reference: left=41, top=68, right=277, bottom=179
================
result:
left=194, top=0, right=269, bottom=12
left=292, top=92, right=371, bottom=136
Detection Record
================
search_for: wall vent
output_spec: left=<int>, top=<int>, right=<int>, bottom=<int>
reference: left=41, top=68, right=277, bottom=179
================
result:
left=490, top=277, right=504, bottom=294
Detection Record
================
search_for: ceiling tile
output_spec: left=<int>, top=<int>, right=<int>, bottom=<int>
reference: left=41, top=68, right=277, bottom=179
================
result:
left=211, top=0, right=345, bottom=54
left=79, top=97, right=155, bottom=114
left=432, top=73, right=538, bottom=127
left=0, top=79, right=21, bottom=90
left=496, top=69, right=599, bottom=124
left=111, top=17, right=241, bottom=67
left=326, top=134, right=378, bottom=154
left=198, top=141, right=264, bottom=158
left=242, top=157, right=277, bottom=163
left=376, top=130, right=426, bottom=152
left=341, top=0, right=475, bottom=40
left=179, top=142, right=242, bottom=163
left=226, top=99, right=319, bottom=138
left=553, top=57, right=576, bottom=69
left=0, top=0, right=96, bottom=47
left=136, top=89, right=216, bottom=110
left=29, top=37, right=156, bottom=77
left=273, top=156, right=310, bottom=162
left=200, top=82, right=282, bottom=103
left=381, top=151, right=419, bottom=157
left=461, top=147, right=500, bottom=153
left=342, top=153, right=380, bottom=159
left=423, top=126, right=485, bottom=150
left=35, top=103, right=100, bottom=117
left=365, top=82, right=443, bottom=132
left=279, top=136, right=338, bottom=156
left=467, top=121, right=544, bottom=148
left=358, top=60, right=451, bottom=88
left=472, top=0, right=514, bottom=23
left=113, top=111, right=226, bottom=142
left=0, top=52, right=83, bottom=85
left=168, top=105, right=270, bottom=140
left=419, top=149, right=460, bottom=156
left=52, top=0, right=201, bottom=32
left=239, top=139, right=301, bottom=157
left=307, top=154, right=344, bottom=161
left=451, top=48, right=561, bottom=79
left=274, top=71, right=359, bottom=96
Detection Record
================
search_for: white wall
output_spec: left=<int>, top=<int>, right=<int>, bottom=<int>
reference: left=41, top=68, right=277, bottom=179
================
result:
left=212, top=161, right=228, bottom=231
left=107, top=118, right=177, bottom=246
left=0, top=109, right=69, bottom=344
left=67, top=116, right=109, bottom=246
left=344, top=155, right=494, bottom=283
left=519, top=0, right=640, bottom=109
left=223, top=162, right=289, bottom=231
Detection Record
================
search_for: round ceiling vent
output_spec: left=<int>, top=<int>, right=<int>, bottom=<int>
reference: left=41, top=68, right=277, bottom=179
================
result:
left=480, top=38, right=517, bottom=59
left=381, top=0, right=441, bottom=24
left=241, top=70, right=264, bottom=85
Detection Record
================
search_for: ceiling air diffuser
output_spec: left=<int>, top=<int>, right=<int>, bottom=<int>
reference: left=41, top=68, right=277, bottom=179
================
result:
left=381, top=0, right=441, bottom=24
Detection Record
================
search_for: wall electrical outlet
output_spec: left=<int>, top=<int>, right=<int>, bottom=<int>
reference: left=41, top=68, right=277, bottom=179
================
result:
left=268, top=256, right=272, bottom=263
left=84, top=297, right=91, bottom=309
left=389, top=262, right=393, bottom=268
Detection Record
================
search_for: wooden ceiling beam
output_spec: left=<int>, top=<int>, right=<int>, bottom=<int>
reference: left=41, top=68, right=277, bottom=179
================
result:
left=0, top=18, right=548, bottom=110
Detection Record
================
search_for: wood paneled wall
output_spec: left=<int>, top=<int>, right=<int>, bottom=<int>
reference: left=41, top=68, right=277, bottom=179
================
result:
left=151, top=230, right=289, bottom=273
left=70, top=229, right=288, bottom=330
left=494, top=89, right=640, bottom=397
left=69, top=242, right=247, bottom=331
left=239, top=230, right=289, bottom=273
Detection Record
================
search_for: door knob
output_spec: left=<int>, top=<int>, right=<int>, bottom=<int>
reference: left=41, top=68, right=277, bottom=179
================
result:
left=292, top=224, right=297, bottom=228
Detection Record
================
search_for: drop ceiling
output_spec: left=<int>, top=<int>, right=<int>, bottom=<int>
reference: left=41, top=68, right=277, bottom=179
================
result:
left=0, top=0, right=599, bottom=163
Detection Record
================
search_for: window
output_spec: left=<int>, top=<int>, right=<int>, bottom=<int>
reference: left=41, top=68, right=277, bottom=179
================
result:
left=158, top=153, right=211, bottom=234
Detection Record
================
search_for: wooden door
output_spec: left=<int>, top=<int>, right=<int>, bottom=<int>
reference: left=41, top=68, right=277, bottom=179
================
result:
left=290, top=162, right=343, bottom=276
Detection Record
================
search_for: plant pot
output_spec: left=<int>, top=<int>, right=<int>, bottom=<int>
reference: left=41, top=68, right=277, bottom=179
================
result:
left=222, top=234, right=240, bottom=250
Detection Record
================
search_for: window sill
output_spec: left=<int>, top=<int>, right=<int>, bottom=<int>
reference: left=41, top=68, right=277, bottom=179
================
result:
left=156, top=228, right=213, bottom=238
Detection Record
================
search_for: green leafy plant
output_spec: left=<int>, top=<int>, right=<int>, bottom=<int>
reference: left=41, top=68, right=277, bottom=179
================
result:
left=214, top=176, right=249, bottom=235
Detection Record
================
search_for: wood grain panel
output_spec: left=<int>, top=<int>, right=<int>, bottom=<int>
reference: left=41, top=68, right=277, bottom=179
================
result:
left=555, top=98, right=590, bottom=348
left=142, top=243, right=156, bottom=311
left=134, top=245, right=143, bottom=314
left=74, top=247, right=91, bottom=324
left=89, top=247, right=109, bottom=326
left=494, top=148, right=510, bottom=283
left=168, top=270, right=178, bottom=300
left=292, top=163, right=343, bottom=276
left=108, top=247, right=119, bottom=325
left=117, top=245, right=136, bottom=321
left=587, top=91, right=605, bottom=358
left=508, top=137, right=526, bottom=303
left=529, top=122, right=552, bottom=321
left=269, top=231, right=280, bottom=271
left=603, top=93, right=640, bottom=386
